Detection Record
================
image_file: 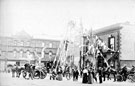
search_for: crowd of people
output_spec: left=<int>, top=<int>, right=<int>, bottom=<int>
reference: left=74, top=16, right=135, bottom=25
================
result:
left=10, top=62, right=135, bottom=84
left=82, top=65, right=135, bottom=84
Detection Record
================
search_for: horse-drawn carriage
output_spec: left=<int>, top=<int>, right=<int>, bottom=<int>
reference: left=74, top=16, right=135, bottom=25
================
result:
left=11, top=65, right=47, bottom=80
left=116, top=66, right=135, bottom=82
left=33, top=66, right=47, bottom=79
left=127, top=67, right=135, bottom=82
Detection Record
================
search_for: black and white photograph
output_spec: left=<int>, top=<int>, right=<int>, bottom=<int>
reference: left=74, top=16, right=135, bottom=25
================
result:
left=0, top=0, right=135, bottom=86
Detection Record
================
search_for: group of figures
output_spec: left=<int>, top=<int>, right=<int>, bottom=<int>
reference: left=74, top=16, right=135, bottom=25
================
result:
left=10, top=62, right=79, bottom=81
left=49, top=65, right=79, bottom=81
left=11, top=63, right=47, bottom=80
left=82, top=64, right=135, bottom=84
left=10, top=62, right=135, bottom=84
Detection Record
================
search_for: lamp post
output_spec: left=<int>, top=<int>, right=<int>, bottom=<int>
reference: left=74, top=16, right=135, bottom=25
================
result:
left=5, top=39, right=8, bottom=72
left=117, top=31, right=121, bottom=69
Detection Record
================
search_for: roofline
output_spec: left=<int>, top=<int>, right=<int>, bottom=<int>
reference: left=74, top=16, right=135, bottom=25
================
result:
left=0, top=36, right=60, bottom=42
left=32, top=38, right=60, bottom=42
left=93, top=23, right=123, bottom=36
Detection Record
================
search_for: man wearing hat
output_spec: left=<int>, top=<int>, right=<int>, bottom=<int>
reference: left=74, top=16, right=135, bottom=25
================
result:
left=121, top=64, right=128, bottom=81
left=82, top=67, right=88, bottom=83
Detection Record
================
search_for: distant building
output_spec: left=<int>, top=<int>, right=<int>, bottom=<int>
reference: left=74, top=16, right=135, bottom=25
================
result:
left=0, top=31, right=60, bottom=71
left=93, top=22, right=135, bottom=68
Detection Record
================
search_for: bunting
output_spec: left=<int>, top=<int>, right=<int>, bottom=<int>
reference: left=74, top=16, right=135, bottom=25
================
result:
left=84, top=34, right=118, bottom=68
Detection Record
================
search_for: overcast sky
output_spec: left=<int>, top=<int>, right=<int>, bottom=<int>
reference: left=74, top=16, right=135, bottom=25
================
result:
left=0, top=0, right=135, bottom=40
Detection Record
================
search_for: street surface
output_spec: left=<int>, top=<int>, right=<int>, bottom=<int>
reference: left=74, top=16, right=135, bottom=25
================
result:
left=0, top=73, right=135, bottom=86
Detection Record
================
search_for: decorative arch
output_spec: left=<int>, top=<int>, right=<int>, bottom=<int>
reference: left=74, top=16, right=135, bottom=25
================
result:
left=13, top=49, right=17, bottom=58
left=19, top=49, right=24, bottom=58
left=48, top=51, right=53, bottom=56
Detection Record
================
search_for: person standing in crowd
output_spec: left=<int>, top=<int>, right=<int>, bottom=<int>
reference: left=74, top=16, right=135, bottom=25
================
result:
left=56, top=67, right=63, bottom=81
left=121, top=65, right=128, bottom=81
left=15, top=65, right=19, bottom=77
left=24, top=63, right=33, bottom=80
left=87, top=67, right=93, bottom=84
left=92, top=68, right=97, bottom=82
left=130, top=65, right=135, bottom=74
left=98, top=67, right=103, bottom=84
left=11, top=64, right=16, bottom=78
left=82, top=67, right=88, bottom=83
left=16, top=65, right=22, bottom=78
left=80, top=68, right=83, bottom=78
left=73, top=68, right=76, bottom=81
left=102, top=66, right=106, bottom=81
left=106, top=67, right=111, bottom=80
left=110, top=63, right=117, bottom=82
left=29, top=64, right=35, bottom=80
left=75, top=68, right=79, bottom=81
left=50, top=68, right=57, bottom=80
left=73, top=67, right=79, bottom=81
left=63, top=65, right=67, bottom=77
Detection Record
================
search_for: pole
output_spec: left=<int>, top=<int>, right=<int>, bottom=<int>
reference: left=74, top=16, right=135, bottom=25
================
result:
left=117, top=31, right=121, bottom=70
left=5, top=39, right=8, bottom=72
left=80, top=18, right=84, bottom=69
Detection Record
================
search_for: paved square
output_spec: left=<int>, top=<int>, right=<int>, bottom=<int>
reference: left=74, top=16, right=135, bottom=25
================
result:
left=0, top=73, right=135, bottom=86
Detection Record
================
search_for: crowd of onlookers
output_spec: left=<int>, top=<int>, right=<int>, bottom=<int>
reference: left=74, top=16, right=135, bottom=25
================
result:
left=1, top=62, right=135, bottom=84
left=81, top=65, right=135, bottom=84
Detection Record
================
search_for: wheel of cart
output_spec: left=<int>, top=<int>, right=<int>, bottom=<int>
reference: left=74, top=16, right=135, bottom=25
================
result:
left=40, top=70, right=47, bottom=79
left=127, top=74, right=135, bottom=82
left=116, top=74, right=123, bottom=82
left=22, top=70, right=26, bottom=78
left=132, top=75, right=135, bottom=82
left=41, top=67, right=47, bottom=79
left=22, top=70, right=32, bottom=80
left=66, top=72, right=72, bottom=80
left=33, top=68, right=47, bottom=79
left=33, top=69, right=40, bottom=79
left=50, top=73, right=57, bottom=80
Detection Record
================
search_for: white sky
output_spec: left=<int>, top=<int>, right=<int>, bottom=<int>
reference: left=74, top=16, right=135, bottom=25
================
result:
left=0, top=0, right=135, bottom=40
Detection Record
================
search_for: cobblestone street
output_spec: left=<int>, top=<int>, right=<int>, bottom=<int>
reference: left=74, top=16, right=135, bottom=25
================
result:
left=0, top=73, right=134, bottom=86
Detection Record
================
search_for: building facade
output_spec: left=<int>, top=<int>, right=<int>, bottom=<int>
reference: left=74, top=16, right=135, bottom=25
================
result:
left=0, top=31, right=60, bottom=72
left=93, top=22, right=135, bottom=68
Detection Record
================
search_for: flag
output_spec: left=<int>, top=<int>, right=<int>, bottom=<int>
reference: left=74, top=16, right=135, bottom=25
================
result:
left=84, top=34, right=118, bottom=68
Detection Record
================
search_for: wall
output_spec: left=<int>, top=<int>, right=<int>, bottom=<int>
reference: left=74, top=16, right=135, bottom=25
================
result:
left=0, top=37, right=60, bottom=61
left=96, top=31, right=119, bottom=51
left=120, top=60, right=135, bottom=67
left=120, top=23, right=135, bottom=60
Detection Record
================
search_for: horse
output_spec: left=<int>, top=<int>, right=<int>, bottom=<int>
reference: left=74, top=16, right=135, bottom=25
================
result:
left=103, top=67, right=117, bottom=81
left=11, top=65, right=25, bottom=78
left=16, top=66, right=25, bottom=78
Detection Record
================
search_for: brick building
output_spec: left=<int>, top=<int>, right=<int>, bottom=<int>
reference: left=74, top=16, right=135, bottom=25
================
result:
left=93, top=22, right=135, bottom=68
left=0, top=31, right=60, bottom=71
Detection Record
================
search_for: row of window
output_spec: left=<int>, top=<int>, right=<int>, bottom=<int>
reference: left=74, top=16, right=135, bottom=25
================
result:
left=0, top=51, right=53, bottom=59
left=0, top=40, right=55, bottom=48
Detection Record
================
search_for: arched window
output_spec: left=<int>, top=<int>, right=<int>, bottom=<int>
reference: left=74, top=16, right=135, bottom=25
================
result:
left=48, top=51, right=53, bottom=59
left=49, top=43, right=53, bottom=48
left=13, top=49, right=17, bottom=58
left=26, top=50, right=30, bottom=57
left=49, top=51, right=52, bottom=56
left=108, top=35, right=115, bottom=50
left=20, top=50, right=23, bottom=58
